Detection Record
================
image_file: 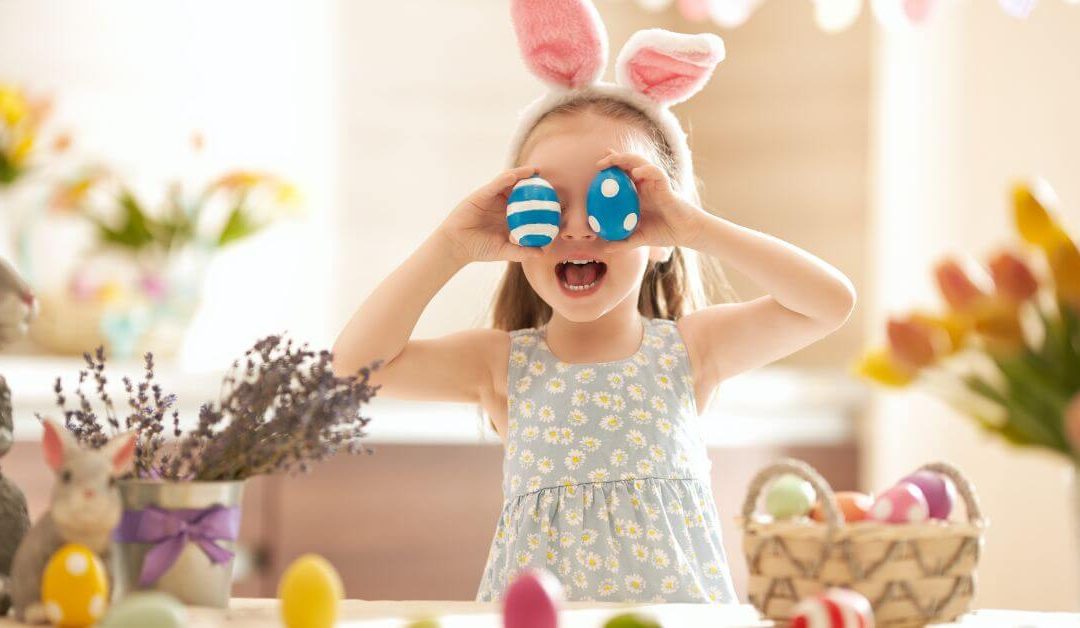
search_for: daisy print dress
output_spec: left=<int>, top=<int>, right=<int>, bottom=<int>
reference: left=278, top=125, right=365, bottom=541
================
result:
left=476, top=316, right=737, bottom=603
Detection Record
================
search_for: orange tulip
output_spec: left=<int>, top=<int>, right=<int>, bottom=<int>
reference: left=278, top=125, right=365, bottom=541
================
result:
left=887, top=317, right=949, bottom=369
left=935, top=259, right=988, bottom=313
left=971, top=300, right=1026, bottom=355
left=989, top=251, right=1039, bottom=303
left=1065, top=393, right=1080, bottom=454
left=909, top=311, right=969, bottom=354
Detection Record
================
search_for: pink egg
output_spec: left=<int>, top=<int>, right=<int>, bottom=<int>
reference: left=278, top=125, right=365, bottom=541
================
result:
left=791, top=588, right=874, bottom=628
left=502, top=568, right=562, bottom=628
left=901, top=470, right=956, bottom=520
left=869, top=482, right=929, bottom=524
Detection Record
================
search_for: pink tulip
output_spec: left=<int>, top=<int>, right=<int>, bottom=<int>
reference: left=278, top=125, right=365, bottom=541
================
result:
left=935, top=259, right=988, bottom=313
left=989, top=251, right=1039, bottom=303
left=1066, top=393, right=1080, bottom=454
left=887, top=318, right=945, bottom=369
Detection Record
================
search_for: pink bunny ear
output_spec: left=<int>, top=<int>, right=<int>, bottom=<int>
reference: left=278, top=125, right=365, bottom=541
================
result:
left=41, top=418, right=74, bottom=472
left=511, top=0, right=608, bottom=89
left=102, top=431, right=137, bottom=476
left=615, top=29, right=725, bottom=106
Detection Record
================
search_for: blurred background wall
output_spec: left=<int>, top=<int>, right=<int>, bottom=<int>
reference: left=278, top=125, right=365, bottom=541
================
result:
left=866, top=0, right=1080, bottom=611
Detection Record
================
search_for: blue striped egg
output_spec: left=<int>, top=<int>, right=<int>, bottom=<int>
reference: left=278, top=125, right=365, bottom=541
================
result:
left=586, top=167, right=639, bottom=241
left=507, top=175, right=561, bottom=247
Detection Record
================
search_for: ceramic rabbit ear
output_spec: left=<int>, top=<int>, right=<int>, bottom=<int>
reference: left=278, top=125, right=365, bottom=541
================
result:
left=101, top=431, right=137, bottom=476
left=510, top=0, right=609, bottom=89
left=615, top=29, right=726, bottom=106
left=41, top=418, right=76, bottom=472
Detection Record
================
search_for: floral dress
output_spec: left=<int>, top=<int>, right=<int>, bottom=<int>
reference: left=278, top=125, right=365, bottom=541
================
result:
left=476, top=316, right=737, bottom=603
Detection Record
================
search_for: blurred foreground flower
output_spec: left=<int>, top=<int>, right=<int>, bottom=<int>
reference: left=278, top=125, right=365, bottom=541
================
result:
left=855, top=180, right=1080, bottom=461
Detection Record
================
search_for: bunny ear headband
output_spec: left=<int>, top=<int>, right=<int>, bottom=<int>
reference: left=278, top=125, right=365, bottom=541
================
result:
left=507, top=0, right=726, bottom=196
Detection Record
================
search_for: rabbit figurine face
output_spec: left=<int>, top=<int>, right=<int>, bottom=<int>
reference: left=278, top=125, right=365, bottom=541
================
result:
left=42, top=419, right=136, bottom=546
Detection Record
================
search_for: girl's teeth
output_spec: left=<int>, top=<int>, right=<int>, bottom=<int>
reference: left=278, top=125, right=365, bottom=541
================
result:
left=563, top=279, right=598, bottom=291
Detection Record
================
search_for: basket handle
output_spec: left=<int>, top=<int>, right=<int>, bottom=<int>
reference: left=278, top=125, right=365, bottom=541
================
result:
left=740, top=457, right=843, bottom=537
left=915, top=461, right=984, bottom=525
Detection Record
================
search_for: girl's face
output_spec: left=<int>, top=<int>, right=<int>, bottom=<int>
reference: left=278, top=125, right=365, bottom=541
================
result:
left=517, top=111, right=667, bottom=323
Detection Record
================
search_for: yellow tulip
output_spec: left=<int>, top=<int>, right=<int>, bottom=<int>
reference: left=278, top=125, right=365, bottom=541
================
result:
left=853, top=347, right=917, bottom=388
left=0, top=85, right=26, bottom=126
left=11, top=133, right=34, bottom=166
left=1049, top=240, right=1080, bottom=311
left=1013, top=182, right=1072, bottom=251
left=213, top=170, right=265, bottom=190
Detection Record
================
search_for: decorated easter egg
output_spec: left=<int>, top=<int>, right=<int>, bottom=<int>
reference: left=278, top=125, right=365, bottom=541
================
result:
left=869, top=482, right=929, bottom=524
left=604, top=612, right=663, bottom=628
left=405, top=619, right=441, bottom=628
left=507, top=175, right=561, bottom=247
left=503, top=568, right=563, bottom=628
left=811, top=491, right=874, bottom=523
left=765, top=474, right=816, bottom=519
left=586, top=167, right=640, bottom=241
left=99, top=592, right=187, bottom=628
left=279, top=554, right=344, bottom=628
left=901, top=470, right=956, bottom=520
left=41, top=543, right=108, bottom=627
left=790, top=587, right=873, bottom=628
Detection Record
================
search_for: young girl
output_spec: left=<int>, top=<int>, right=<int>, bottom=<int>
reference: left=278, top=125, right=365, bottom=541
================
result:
left=333, top=0, right=855, bottom=604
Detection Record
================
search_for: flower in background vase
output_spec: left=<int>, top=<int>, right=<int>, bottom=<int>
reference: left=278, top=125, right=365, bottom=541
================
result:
left=0, top=84, right=54, bottom=187
left=856, top=180, right=1080, bottom=461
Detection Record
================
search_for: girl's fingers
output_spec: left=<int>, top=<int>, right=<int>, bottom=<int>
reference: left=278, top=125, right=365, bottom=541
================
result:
left=631, top=164, right=667, bottom=186
left=596, top=151, right=652, bottom=173
left=480, top=165, right=539, bottom=201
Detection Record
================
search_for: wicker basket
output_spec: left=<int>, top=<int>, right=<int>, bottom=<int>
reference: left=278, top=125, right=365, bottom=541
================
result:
left=741, top=458, right=986, bottom=627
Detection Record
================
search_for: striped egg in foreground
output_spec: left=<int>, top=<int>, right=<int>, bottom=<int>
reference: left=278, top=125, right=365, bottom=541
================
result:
left=791, top=588, right=874, bottom=628
left=507, top=175, right=561, bottom=247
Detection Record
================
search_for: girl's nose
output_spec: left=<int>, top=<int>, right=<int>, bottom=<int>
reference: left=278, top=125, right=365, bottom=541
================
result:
left=559, top=204, right=597, bottom=241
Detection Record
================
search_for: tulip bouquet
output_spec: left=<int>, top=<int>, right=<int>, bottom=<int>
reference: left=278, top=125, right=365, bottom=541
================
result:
left=0, top=84, right=49, bottom=187
left=856, top=180, right=1080, bottom=461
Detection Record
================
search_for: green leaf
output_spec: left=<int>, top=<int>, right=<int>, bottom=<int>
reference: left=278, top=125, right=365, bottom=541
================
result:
left=217, top=205, right=260, bottom=247
left=0, top=152, right=20, bottom=185
left=97, top=189, right=157, bottom=250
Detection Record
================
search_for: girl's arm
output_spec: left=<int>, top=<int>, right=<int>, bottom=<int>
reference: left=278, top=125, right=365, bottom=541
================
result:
left=332, top=166, right=542, bottom=403
left=596, top=151, right=856, bottom=389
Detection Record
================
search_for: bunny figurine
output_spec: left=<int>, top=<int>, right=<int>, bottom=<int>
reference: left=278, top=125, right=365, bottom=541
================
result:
left=9, top=418, right=136, bottom=623
left=0, top=375, right=30, bottom=616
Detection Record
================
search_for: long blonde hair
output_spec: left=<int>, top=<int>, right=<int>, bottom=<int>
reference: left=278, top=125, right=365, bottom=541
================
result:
left=490, top=95, right=738, bottom=330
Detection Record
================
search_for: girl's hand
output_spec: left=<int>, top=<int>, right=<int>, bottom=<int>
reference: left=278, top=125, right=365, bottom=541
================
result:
left=437, top=165, right=546, bottom=265
left=595, top=150, right=708, bottom=252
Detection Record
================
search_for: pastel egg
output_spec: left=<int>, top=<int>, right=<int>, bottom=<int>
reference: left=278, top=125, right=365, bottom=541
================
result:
left=765, top=474, right=816, bottom=519
left=41, top=543, right=108, bottom=627
left=503, top=568, right=562, bottom=628
left=278, top=554, right=344, bottom=628
left=869, top=482, right=929, bottom=524
left=810, top=491, right=874, bottom=523
left=901, top=470, right=956, bottom=519
left=507, top=175, right=561, bottom=247
left=99, top=592, right=187, bottom=628
left=791, top=588, right=873, bottom=628
left=586, top=167, right=639, bottom=241
left=604, top=612, right=663, bottom=628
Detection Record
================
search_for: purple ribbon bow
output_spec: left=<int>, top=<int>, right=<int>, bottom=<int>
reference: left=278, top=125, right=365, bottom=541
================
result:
left=114, top=504, right=241, bottom=587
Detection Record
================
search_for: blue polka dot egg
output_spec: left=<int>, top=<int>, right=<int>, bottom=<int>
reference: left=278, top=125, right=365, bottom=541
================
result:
left=507, top=175, right=561, bottom=247
left=587, top=167, right=639, bottom=241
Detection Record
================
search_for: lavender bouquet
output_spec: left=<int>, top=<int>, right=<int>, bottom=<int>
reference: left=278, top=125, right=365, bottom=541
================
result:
left=47, top=335, right=378, bottom=481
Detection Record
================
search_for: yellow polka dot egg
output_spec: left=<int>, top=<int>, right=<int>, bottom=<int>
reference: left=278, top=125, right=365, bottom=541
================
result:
left=41, top=543, right=109, bottom=627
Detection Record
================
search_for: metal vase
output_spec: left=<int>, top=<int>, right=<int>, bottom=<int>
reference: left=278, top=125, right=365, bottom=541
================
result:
left=113, top=479, right=244, bottom=608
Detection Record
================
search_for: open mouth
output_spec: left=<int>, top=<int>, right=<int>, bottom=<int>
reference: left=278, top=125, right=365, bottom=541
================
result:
left=555, top=259, right=608, bottom=294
